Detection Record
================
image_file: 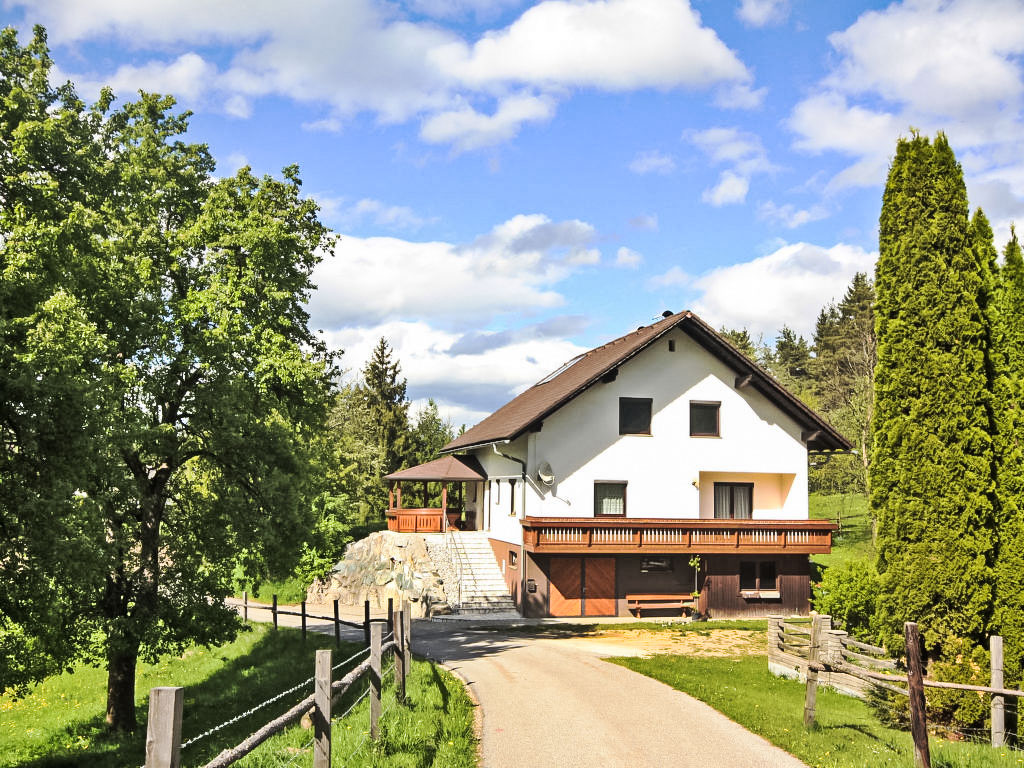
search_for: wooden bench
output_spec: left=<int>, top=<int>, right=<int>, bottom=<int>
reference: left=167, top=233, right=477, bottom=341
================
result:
left=626, top=593, right=696, bottom=618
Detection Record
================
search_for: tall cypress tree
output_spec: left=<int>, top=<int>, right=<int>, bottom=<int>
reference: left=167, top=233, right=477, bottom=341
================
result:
left=993, top=228, right=1024, bottom=683
left=871, top=133, right=996, bottom=653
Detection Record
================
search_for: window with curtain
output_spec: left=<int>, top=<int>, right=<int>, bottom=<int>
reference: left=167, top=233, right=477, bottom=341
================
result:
left=594, top=482, right=626, bottom=516
left=713, top=482, right=753, bottom=519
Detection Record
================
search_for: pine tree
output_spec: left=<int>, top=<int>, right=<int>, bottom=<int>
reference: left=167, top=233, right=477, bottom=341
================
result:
left=359, top=338, right=411, bottom=516
left=871, top=133, right=997, bottom=654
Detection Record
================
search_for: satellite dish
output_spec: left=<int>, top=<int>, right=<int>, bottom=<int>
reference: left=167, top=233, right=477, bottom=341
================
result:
left=537, top=461, right=555, bottom=486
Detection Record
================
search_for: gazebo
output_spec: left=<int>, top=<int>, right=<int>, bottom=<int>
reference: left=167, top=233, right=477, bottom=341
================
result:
left=384, top=455, right=487, bottom=533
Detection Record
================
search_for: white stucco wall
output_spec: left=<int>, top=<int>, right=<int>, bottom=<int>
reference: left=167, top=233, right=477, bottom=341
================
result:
left=465, top=328, right=812, bottom=542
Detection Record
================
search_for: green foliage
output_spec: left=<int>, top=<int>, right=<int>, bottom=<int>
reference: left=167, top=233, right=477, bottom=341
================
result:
left=615, top=653, right=1017, bottom=768
left=0, top=28, right=338, bottom=730
left=0, top=625, right=476, bottom=768
left=927, top=637, right=991, bottom=732
left=812, top=560, right=880, bottom=641
left=871, top=133, right=997, bottom=655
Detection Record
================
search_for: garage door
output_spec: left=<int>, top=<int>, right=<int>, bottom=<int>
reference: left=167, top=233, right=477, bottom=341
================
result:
left=548, top=557, right=616, bottom=617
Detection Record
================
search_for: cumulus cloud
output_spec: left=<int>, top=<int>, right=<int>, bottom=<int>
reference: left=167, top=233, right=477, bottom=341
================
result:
left=691, top=241, right=876, bottom=337
left=736, top=0, right=790, bottom=27
left=307, top=213, right=599, bottom=329
left=787, top=0, right=1024, bottom=200
left=325, top=320, right=589, bottom=428
left=615, top=247, right=644, bottom=268
left=26, top=0, right=758, bottom=151
left=629, top=150, right=676, bottom=175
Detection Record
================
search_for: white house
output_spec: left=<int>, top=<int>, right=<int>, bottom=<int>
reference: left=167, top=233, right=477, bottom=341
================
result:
left=385, top=311, right=849, bottom=618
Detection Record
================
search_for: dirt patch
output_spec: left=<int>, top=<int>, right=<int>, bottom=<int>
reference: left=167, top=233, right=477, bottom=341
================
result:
left=540, top=628, right=764, bottom=658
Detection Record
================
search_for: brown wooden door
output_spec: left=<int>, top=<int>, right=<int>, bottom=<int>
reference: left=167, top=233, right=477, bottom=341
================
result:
left=549, top=558, right=582, bottom=616
left=584, top=557, right=617, bottom=616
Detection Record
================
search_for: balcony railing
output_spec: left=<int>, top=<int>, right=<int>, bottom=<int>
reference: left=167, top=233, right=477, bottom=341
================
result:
left=521, top=517, right=835, bottom=554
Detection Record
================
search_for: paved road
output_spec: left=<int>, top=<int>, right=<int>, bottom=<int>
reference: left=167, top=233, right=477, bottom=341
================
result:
left=413, top=623, right=808, bottom=768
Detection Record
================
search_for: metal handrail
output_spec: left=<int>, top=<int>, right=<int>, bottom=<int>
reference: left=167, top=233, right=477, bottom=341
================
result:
left=445, top=527, right=465, bottom=609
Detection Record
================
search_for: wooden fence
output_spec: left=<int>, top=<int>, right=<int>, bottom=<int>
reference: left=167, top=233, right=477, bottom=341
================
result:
left=768, top=614, right=1022, bottom=768
left=240, top=592, right=392, bottom=647
left=144, top=601, right=413, bottom=768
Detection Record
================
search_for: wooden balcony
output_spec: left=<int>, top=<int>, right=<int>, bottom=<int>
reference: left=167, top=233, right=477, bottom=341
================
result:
left=386, top=508, right=455, bottom=534
left=521, top=517, right=836, bottom=555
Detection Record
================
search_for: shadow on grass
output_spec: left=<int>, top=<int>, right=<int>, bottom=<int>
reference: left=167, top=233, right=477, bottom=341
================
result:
left=23, top=628, right=358, bottom=768
left=428, top=663, right=449, bottom=715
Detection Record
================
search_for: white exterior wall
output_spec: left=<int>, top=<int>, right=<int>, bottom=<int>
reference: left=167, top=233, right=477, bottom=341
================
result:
left=471, top=439, right=528, bottom=545
left=522, top=328, right=808, bottom=522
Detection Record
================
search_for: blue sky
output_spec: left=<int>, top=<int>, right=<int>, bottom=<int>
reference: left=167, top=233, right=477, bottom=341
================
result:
left=6, top=0, right=1024, bottom=426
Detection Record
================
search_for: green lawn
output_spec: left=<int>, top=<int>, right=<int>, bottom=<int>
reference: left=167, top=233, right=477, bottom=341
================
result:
left=1, top=624, right=476, bottom=768
left=234, top=574, right=310, bottom=604
left=614, top=653, right=1021, bottom=768
left=810, top=492, right=873, bottom=572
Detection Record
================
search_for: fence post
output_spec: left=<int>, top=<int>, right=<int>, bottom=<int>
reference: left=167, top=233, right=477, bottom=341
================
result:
left=313, top=649, right=332, bottom=768
left=388, top=597, right=394, bottom=635
left=364, top=599, right=371, bottom=647
left=393, top=607, right=407, bottom=703
left=370, top=622, right=382, bottom=741
left=243, top=590, right=248, bottom=622
left=904, top=622, right=931, bottom=768
left=333, top=599, right=341, bottom=649
left=804, top=614, right=823, bottom=728
left=144, top=687, right=183, bottom=768
left=301, top=601, right=307, bottom=641
left=403, top=600, right=412, bottom=681
left=272, top=594, right=278, bottom=631
left=991, top=635, right=1005, bottom=748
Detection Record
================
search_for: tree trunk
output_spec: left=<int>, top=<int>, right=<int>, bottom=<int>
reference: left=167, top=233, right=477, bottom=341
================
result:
left=106, top=636, right=140, bottom=732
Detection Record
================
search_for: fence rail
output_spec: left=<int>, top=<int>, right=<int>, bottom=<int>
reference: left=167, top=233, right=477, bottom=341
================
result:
left=144, top=600, right=414, bottom=768
left=768, top=614, right=1023, bottom=767
left=240, top=592, right=393, bottom=647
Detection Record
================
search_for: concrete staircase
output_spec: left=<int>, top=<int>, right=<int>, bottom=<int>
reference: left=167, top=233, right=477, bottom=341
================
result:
left=448, top=532, right=519, bottom=615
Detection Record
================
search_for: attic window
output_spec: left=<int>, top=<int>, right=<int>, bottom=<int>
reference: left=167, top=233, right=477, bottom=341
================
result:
left=619, top=397, right=652, bottom=435
left=668, top=339, right=676, bottom=352
left=690, top=401, right=720, bottom=437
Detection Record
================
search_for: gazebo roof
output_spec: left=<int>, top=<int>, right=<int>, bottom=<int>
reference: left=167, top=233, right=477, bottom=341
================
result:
left=385, top=454, right=487, bottom=482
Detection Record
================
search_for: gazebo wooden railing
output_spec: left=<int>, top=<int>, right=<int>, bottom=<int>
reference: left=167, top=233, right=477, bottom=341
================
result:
left=384, top=454, right=485, bottom=534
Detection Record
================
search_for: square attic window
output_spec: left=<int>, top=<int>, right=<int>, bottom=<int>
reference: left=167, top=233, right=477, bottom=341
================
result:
left=619, top=397, right=652, bottom=435
left=690, top=401, right=720, bottom=437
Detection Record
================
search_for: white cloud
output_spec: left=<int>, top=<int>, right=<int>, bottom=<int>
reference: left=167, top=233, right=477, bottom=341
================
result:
left=26, top=0, right=758, bottom=151
left=323, top=320, right=588, bottom=429
left=688, top=127, right=774, bottom=205
left=648, top=265, right=690, bottom=288
left=714, top=83, right=767, bottom=109
left=629, top=150, right=676, bottom=175
left=757, top=200, right=829, bottom=228
left=702, top=171, right=750, bottom=206
left=55, top=52, right=216, bottom=103
left=736, top=0, right=790, bottom=27
left=419, top=93, right=555, bottom=151
left=302, top=117, right=343, bottom=133
left=431, top=0, right=751, bottom=91
left=223, top=94, right=252, bottom=118
left=615, top=247, right=644, bottom=269
left=787, top=0, right=1024, bottom=197
left=307, top=213, right=599, bottom=328
left=691, top=241, right=876, bottom=337
left=223, top=153, right=249, bottom=173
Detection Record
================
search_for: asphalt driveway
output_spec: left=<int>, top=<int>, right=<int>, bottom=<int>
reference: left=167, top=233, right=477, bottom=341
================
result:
left=412, top=622, right=808, bottom=768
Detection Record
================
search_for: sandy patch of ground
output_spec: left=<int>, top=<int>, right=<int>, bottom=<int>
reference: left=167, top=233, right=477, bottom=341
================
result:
left=540, top=628, right=764, bottom=658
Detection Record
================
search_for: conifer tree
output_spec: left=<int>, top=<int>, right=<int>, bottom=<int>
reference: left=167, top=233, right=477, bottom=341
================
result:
left=359, top=338, right=411, bottom=515
left=871, top=133, right=996, bottom=653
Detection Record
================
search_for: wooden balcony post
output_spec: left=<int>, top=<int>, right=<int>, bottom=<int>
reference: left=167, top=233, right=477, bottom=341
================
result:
left=396, top=484, right=402, bottom=509
left=441, top=484, right=448, bottom=514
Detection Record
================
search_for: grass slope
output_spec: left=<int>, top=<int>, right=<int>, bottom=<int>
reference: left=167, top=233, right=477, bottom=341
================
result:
left=1, top=624, right=476, bottom=768
left=614, top=653, right=1020, bottom=768
left=810, top=492, right=873, bottom=572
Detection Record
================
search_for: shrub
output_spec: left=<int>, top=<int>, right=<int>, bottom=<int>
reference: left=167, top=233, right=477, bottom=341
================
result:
left=812, top=560, right=880, bottom=640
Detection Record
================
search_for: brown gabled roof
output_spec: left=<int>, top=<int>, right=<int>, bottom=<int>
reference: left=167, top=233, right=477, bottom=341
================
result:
left=441, top=310, right=852, bottom=453
left=385, top=454, right=486, bottom=482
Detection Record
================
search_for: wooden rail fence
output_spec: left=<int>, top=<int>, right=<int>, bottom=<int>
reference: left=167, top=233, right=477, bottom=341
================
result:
left=768, top=614, right=1023, bottom=768
left=241, top=591, right=393, bottom=647
left=143, top=600, right=413, bottom=768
